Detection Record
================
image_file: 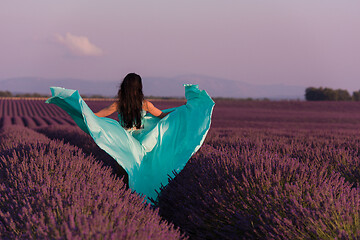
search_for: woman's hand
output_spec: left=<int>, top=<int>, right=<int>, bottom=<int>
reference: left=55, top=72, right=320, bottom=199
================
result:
left=158, top=111, right=172, bottom=118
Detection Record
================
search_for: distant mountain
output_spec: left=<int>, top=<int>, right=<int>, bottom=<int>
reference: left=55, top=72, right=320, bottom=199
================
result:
left=0, top=76, right=305, bottom=99
left=144, top=75, right=305, bottom=99
left=0, top=77, right=118, bottom=97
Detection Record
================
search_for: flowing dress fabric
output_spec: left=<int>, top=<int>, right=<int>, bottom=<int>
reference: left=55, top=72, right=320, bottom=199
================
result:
left=46, top=84, right=215, bottom=200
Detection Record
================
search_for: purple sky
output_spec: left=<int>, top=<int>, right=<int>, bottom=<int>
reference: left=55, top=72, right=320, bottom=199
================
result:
left=1, top=1, right=360, bottom=92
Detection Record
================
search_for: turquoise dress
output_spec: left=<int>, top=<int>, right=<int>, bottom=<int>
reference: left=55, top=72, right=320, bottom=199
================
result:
left=46, top=84, right=215, bottom=201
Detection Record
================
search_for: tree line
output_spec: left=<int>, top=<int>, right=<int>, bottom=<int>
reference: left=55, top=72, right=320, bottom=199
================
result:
left=305, top=87, right=360, bottom=101
left=0, top=91, right=50, bottom=98
left=0, top=91, right=107, bottom=99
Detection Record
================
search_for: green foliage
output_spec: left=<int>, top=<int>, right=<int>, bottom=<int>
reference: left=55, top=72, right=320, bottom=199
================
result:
left=335, top=89, right=352, bottom=101
left=0, top=91, right=50, bottom=98
left=305, top=87, right=327, bottom=101
left=89, top=94, right=106, bottom=99
left=14, top=93, right=49, bottom=98
left=0, top=90, right=12, bottom=97
left=353, top=90, right=360, bottom=101
left=305, top=87, right=353, bottom=101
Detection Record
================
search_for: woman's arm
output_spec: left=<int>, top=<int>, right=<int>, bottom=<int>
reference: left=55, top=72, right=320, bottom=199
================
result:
left=94, top=102, right=117, bottom=117
left=143, top=100, right=171, bottom=119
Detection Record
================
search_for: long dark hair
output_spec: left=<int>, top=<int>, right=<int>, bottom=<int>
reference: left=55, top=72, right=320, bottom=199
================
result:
left=117, top=73, right=144, bottom=129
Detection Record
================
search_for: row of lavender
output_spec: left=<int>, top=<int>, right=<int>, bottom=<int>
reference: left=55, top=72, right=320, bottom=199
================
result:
left=0, top=98, right=185, bottom=118
left=211, top=99, right=360, bottom=129
left=155, top=128, right=360, bottom=239
left=0, top=115, right=75, bottom=128
left=7, top=122, right=360, bottom=239
left=0, top=125, right=185, bottom=239
left=0, top=98, right=184, bottom=128
left=2, top=98, right=360, bottom=238
left=0, top=98, right=110, bottom=128
left=0, top=98, right=64, bottom=117
left=2, top=98, right=360, bottom=130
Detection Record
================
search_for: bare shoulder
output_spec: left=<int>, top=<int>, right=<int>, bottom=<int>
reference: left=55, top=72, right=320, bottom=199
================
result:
left=142, top=99, right=163, bottom=117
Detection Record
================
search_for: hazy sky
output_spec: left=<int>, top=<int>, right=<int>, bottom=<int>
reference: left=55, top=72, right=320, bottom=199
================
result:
left=1, top=0, right=360, bottom=92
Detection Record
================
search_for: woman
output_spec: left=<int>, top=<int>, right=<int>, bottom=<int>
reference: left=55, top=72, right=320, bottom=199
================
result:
left=46, top=73, right=214, bottom=202
left=94, top=73, right=169, bottom=124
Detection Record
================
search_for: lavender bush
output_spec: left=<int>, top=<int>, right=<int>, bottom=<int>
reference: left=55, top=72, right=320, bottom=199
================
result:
left=2, top=98, right=360, bottom=239
left=36, top=125, right=128, bottom=184
left=0, top=126, right=185, bottom=239
left=155, top=129, right=360, bottom=239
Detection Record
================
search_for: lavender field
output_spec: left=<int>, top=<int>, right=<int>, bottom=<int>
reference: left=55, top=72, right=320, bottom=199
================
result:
left=1, top=98, right=360, bottom=239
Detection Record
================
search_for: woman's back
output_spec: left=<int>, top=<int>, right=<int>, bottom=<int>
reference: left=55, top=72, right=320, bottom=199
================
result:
left=118, top=105, right=146, bottom=130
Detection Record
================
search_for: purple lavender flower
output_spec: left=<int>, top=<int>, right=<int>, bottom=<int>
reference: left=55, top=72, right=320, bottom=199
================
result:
left=156, top=128, right=360, bottom=239
left=0, top=126, right=185, bottom=239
